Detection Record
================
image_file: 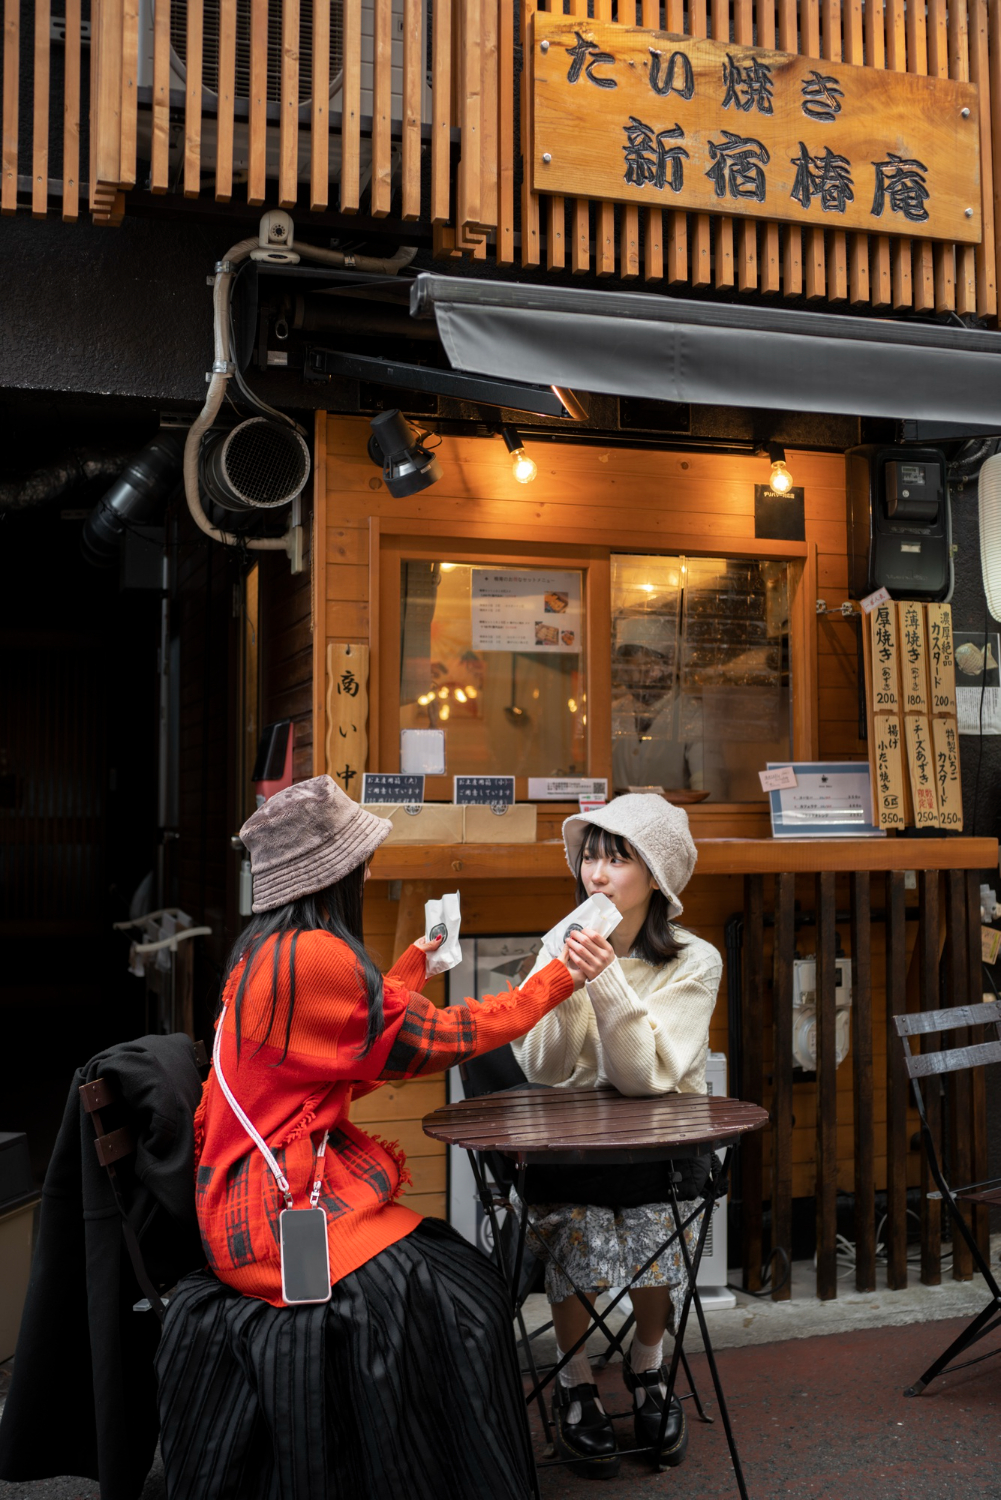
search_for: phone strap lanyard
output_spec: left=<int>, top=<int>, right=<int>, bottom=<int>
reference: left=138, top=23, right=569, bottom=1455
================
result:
left=212, top=1008, right=328, bottom=1211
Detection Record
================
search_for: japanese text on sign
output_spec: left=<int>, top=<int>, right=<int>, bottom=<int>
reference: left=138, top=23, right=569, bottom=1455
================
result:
left=531, top=18, right=981, bottom=243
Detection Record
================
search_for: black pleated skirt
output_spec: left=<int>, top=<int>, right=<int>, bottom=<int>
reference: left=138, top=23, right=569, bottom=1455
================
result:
left=155, top=1218, right=536, bottom=1500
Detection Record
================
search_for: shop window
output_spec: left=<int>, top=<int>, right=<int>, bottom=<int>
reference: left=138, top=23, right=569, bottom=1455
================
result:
left=399, top=560, right=587, bottom=777
left=611, top=554, right=792, bottom=802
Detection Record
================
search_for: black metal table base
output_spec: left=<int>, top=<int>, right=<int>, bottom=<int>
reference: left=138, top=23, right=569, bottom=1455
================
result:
left=468, top=1145, right=751, bottom=1500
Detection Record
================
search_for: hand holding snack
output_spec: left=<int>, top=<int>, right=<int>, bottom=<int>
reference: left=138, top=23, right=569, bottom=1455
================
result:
left=415, top=934, right=445, bottom=954
left=563, top=927, right=615, bottom=985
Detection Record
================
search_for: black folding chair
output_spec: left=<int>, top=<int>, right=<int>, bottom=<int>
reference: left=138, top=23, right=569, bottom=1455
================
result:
left=895, top=1000, right=1001, bottom=1396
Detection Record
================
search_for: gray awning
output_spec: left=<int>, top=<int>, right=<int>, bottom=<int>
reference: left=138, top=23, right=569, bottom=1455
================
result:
left=410, top=273, right=1001, bottom=425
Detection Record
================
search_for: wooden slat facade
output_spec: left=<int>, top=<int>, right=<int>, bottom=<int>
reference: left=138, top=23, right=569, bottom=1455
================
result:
left=2, top=0, right=1000, bottom=319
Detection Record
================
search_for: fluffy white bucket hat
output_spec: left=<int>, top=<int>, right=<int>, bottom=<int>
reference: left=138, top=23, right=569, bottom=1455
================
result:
left=562, top=793, right=698, bottom=919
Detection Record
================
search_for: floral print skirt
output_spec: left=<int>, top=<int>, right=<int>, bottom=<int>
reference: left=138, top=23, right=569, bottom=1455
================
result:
left=511, top=1192, right=704, bottom=1311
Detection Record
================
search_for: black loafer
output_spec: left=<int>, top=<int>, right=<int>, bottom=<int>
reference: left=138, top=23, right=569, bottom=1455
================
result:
left=622, top=1359, right=688, bottom=1466
left=552, top=1380, right=621, bottom=1479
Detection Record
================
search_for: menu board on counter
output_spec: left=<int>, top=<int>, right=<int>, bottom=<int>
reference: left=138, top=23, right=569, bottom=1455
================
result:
left=767, top=761, right=882, bottom=839
left=471, top=570, right=582, bottom=653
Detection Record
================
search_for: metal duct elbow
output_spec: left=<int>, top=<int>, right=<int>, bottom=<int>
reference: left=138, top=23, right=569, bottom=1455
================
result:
left=81, top=431, right=186, bottom=566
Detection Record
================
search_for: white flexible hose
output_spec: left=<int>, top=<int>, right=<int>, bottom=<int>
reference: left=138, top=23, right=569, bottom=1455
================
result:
left=185, top=232, right=417, bottom=551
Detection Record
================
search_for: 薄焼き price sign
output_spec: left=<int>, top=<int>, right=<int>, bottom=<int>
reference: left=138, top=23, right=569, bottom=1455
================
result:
left=530, top=17, right=981, bottom=243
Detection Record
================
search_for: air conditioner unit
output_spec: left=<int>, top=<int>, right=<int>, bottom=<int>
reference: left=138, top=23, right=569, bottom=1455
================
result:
left=136, top=0, right=431, bottom=186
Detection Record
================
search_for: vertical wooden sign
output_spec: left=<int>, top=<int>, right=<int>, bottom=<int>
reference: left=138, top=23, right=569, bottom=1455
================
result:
left=898, top=602, right=930, bottom=714
left=903, top=713, right=940, bottom=829
left=931, top=716, right=962, bottom=829
left=326, top=643, right=370, bottom=801
left=926, top=603, right=957, bottom=717
left=868, top=602, right=901, bottom=713
left=871, top=714, right=907, bottom=830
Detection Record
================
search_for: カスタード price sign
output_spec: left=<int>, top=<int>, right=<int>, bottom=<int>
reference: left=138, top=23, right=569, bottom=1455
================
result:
left=530, top=17, right=981, bottom=243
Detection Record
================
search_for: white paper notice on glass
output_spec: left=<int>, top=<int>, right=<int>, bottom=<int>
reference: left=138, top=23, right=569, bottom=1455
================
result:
left=471, top=570, right=582, bottom=653
left=767, top=761, right=883, bottom=839
left=400, top=728, right=446, bottom=776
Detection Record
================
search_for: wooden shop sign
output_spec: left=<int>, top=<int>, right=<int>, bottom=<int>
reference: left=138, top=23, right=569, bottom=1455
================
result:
left=530, top=17, right=981, bottom=243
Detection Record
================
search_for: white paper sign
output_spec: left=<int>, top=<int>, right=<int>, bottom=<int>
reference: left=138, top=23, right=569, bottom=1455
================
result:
left=528, top=777, right=609, bottom=801
left=471, top=570, right=582, bottom=652
left=759, top=765, right=799, bottom=791
left=860, top=586, right=891, bottom=614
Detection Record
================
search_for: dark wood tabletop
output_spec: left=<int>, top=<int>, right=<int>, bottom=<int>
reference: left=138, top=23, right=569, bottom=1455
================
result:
left=422, top=1086, right=769, bottom=1164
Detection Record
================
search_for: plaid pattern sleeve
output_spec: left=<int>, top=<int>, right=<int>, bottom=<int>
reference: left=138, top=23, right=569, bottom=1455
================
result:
left=379, top=959, right=575, bottom=1080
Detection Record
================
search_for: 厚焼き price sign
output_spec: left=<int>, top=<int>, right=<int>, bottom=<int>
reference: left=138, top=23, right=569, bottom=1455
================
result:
left=530, top=17, right=981, bottom=243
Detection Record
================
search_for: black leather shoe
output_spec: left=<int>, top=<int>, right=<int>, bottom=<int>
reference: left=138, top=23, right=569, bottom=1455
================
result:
left=622, top=1359, right=688, bottom=1466
left=552, top=1380, right=621, bottom=1478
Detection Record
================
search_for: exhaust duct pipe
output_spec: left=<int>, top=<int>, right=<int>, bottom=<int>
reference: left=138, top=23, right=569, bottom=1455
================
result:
left=81, top=432, right=186, bottom=566
left=200, top=418, right=310, bottom=513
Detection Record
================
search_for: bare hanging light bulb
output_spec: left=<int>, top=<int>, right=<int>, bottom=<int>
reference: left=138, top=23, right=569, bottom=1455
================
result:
left=502, top=426, right=538, bottom=485
left=768, top=443, right=794, bottom=494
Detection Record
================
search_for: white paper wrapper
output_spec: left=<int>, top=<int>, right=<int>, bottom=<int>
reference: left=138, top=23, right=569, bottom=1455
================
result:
left=424, top=891, right=462, bottom=976
left=542, top=892, right=622, bottom=959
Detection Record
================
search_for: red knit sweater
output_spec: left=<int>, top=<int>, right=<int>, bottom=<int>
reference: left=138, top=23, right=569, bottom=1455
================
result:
left=193, top=932, right=574, bottom=1305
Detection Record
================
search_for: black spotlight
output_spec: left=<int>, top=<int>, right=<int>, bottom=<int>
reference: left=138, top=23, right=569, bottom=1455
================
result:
left=367, top=410, right=442, bottom=498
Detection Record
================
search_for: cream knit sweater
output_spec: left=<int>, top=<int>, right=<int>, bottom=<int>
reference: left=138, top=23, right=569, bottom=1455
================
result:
left=513, top=932, right=722, bottom=1097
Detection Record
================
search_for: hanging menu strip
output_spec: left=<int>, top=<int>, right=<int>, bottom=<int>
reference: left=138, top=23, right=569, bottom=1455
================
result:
left=454, top=776, right=516, bottom=806
left=362, top=773, right=426, bottom=805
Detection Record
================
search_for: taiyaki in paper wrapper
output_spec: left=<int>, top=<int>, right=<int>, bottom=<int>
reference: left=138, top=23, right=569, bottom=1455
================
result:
left=424, top=891, right=462, bottom=976
left=542, top=892, right=622, bottom=960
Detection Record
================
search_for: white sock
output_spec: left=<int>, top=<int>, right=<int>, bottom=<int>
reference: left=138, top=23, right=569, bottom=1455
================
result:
left=629, top=1337, right=665, bottom=1408
left=556, top=1342, right=594, bottom=1389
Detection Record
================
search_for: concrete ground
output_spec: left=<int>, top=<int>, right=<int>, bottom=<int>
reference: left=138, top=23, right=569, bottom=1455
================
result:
left=1, top=1275, right=999, bottom=1499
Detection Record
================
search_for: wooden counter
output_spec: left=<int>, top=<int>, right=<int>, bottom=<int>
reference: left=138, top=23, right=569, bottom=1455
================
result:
left=369, top=836, right=998, bottom=881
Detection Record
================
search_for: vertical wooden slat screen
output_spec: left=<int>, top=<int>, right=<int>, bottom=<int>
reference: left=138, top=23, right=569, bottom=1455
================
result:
left=970, top=0, right=998, bottom=317
left=802, top=0, right=826, bottom=299
left=248, top=0, right=268, bottom=205
left=541, top=0, right=566, bottom=273
left=865, top=0, right=893, bottom=307
left=372, top=0, right=394, bottom=216
left=885, top=869, right=909, bottom=1289
left=757, top=0, right=780, bottom=294
left=918, top=869, right=942, bottom=1286
left=593, top=0, right=615, bottom=274
left=32, top=0, right=51, bottom=217
left=310, top=0, right=329, bottom=210
left=741, top=874, right=765, bottom=1293
left=908, top=0, right=934, bottom=311
left=639, top=0, right=664, bottom=281
left=456, top=0, right=481, bottom=237
left=150, top=0, right=171, bottom=192
left=1, top=0, right=18, bottom=214
left=850, top=871, right=876, bottom=1292
left=400, top=0, right=422, bottom=219
left=734, top=0, right=756, bottom=292
left=216, top=0, right=237, bottom=202
left=619, top=0, right=640, bottom=279
left=481, top=0, right=499, bottom=234
left=520, top=0, right=540, bottom=264
left=690, top=0, right=712, bottom=287
left=711, top=0, right=734, bottom=289
left=184, top=0, right=204, bottom=197
left=990, top=2, right=1001, bottom=319
left=815, top=871, right=838, bottom=1300
left=779, top=0, right=802, bottom=296
left=662, top=0, right=687, bottom=284
left=279, top=0, right=301, bottom=208
left=340, top=0, right=362, bottom=212
left=842, top=0, right=867, bottom=302
left=497, top=0, right=515, bottom=261
left=566, top=0, right=589, bottom=274
left=966, top=869, right=991, bottom=1257
left=91, top=0, right=125, bottom=216
left=822, top=0, right=847, bottom=302
left=771, top=872, right=795, bottom=1301
left=885, top=0, right=913, bottom=308
left=63, top=0, right=81, bottom=218
left=120, top=0, right=139, bottom=189
left=946, top=869, right=974, bottom=1280
left=928, top=0, right=956, bottom=310
left=951, top=0, right=977, bottom=312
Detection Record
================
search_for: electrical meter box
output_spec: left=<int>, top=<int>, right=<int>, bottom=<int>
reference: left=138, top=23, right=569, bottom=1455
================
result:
left=846, top=445, right=951, bottom=601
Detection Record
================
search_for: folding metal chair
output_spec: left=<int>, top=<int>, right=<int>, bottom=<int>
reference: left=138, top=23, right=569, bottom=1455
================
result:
left=895, top=1000, right=1001, bottom=1396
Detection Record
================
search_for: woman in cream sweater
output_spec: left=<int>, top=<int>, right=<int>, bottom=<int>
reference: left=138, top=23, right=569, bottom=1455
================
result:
left=512, top=794, right=722, bottom=1479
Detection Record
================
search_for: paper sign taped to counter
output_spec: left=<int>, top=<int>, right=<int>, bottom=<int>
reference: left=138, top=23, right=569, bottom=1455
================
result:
left=759, top=765, right=798, bottom=792
left=542, top=893, right=622, bottom=960
left=861, top=586, right=892, bottom=614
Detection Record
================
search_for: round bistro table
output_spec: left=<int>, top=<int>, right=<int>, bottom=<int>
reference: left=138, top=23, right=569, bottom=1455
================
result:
left=423, top=1085, right=768, bottom=1499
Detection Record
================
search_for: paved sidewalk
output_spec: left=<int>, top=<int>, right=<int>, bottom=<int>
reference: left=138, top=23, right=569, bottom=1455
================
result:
left=531, top=1316, right=1001, bottom=1498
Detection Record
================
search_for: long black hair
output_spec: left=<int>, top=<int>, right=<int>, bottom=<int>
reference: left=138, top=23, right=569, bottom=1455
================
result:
left=574, top=823, right=684, bottom=966
left=220, top=862, right=384, bottom=1063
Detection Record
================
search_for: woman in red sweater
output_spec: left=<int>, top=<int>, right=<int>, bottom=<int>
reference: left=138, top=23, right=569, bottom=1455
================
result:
left=156, top=775, right=607, bottom=1500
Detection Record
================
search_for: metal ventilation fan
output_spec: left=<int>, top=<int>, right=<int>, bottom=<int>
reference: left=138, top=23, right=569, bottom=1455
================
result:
left=200, top=418, right=311, bottom=513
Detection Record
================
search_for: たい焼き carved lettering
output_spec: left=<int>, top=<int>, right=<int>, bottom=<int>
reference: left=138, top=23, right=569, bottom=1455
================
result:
left=647, top=48, right=695, bottom=99
left=800, top=69, right=844, bottom=121
left=565, top=30, right=617, bottom=88
left=721, top=53, right=774, bottom=114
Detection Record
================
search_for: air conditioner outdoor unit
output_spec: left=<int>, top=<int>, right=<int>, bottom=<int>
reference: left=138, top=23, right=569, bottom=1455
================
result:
left=136, top=0, right=431, bottom=185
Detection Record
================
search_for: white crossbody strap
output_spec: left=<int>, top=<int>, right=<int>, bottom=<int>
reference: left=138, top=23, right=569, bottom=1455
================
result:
left=212, top=1010, right=293, bottom=1206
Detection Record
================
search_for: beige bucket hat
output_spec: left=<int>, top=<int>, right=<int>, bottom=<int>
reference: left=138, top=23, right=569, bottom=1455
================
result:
left=562, top=793, right=698, bottom=920
left=240, top=775, right=391, bottom=912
